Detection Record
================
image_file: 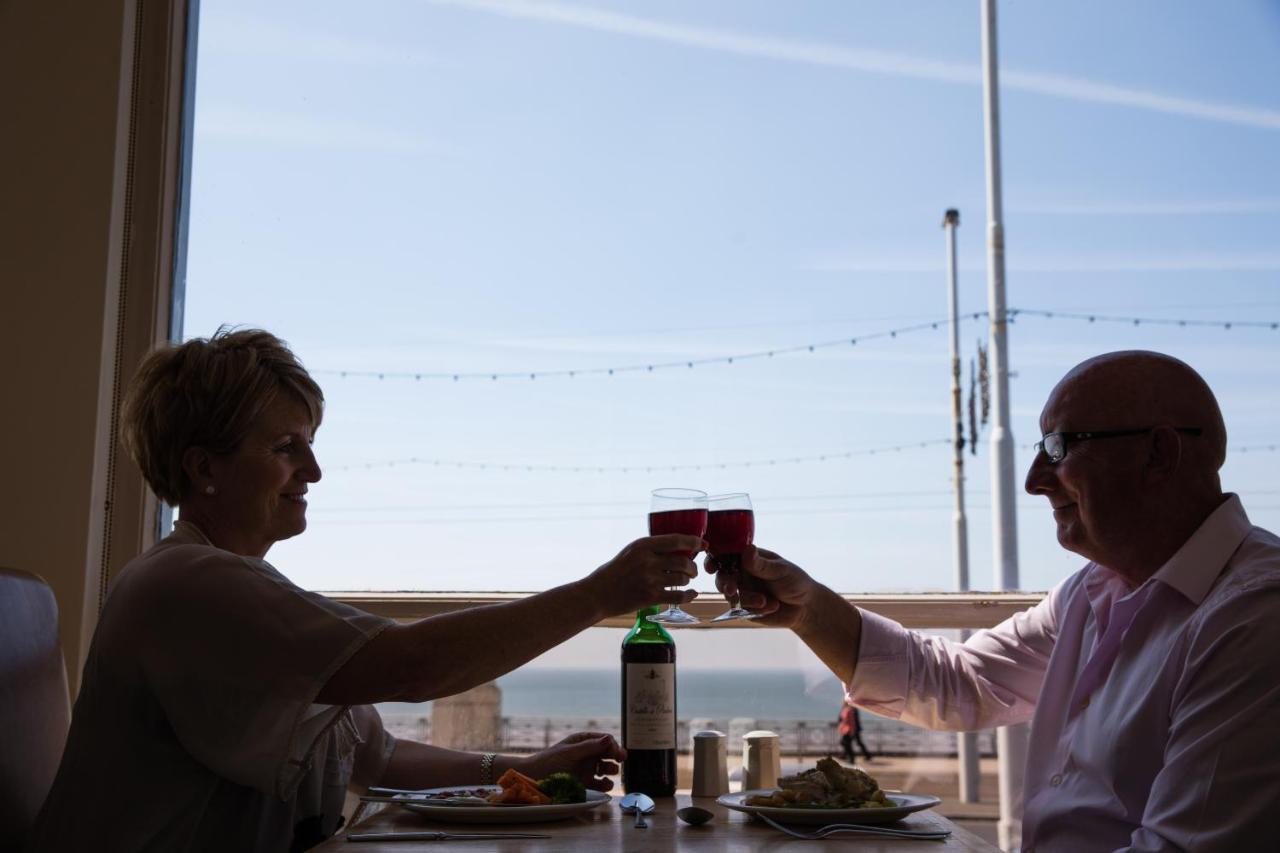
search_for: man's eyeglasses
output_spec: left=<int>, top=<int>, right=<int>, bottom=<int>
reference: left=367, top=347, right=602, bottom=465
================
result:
left=1034, top=427, right=1202, bottom=464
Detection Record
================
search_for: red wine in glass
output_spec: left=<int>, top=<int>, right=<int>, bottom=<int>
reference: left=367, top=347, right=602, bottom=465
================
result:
left=707, top=494, right=759, bottom=622
left=649, top=509, right=710, bottom=546
left=646, top=488, right=707, bottom=626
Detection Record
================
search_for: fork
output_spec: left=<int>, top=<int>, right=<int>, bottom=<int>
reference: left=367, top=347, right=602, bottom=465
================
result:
left=753, top=812, right=951, bottom=841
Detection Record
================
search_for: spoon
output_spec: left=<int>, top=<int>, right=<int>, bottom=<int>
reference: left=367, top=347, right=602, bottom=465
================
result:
left=619, top=793, right=656, bottom=828
left=633, top=794, right=656, bottom=828
left=676, top=806, right=714, bottom=826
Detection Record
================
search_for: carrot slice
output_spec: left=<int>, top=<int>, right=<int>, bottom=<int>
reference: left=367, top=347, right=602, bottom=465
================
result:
left=495, top=767, right=541, bottom=790
left=488, top=781, right=550, bottom=804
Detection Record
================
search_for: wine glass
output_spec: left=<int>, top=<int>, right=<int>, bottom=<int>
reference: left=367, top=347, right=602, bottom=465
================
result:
left=646, top=488, right=708, bottom=626
left=706, top=493, right=759, bottom=623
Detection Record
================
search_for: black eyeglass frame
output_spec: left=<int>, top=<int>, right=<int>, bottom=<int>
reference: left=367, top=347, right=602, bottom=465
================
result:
left=1034, top=427, right=1203, bottom=464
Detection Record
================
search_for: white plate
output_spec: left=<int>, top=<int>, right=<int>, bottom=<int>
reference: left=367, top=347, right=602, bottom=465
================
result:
left=718, top=789, right=941, bottom=826
left=394, top=786, right=611, bottom=824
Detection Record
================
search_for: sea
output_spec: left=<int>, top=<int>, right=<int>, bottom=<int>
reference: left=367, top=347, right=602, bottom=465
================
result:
left=376, top=668, right=996, bottom=756
left=380, top=668, right=849, bottom=721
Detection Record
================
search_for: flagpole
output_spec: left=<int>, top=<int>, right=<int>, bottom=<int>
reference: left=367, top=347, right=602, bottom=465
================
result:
left=980, top=1, right=1028, bottom=848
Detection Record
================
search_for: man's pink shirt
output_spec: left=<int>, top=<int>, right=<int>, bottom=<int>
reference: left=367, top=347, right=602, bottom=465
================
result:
left=848, top=495, right=1280, bottom=852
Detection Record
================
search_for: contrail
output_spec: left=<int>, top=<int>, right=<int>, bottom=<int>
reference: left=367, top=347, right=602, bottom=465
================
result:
left=1011, top=199, right=1280, bottom=216
left=426, top=0, right=1280, bottom=131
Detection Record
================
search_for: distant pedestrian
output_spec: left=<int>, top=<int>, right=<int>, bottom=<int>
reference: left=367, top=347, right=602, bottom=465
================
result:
left=838, top=700, right=873, bottom=763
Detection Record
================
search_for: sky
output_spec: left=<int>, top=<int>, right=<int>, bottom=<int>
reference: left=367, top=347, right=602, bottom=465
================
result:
left=182, top=0, right=1280, bottom=667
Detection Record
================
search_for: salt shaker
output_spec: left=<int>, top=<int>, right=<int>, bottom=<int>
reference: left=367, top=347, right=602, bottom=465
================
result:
left=691, top=730, right=729, bottom=797
left=741, top=729, right=781, bottom=791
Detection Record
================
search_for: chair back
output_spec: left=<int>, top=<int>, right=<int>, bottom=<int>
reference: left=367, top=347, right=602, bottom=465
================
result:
left=0, top=567, right=71, bottom=852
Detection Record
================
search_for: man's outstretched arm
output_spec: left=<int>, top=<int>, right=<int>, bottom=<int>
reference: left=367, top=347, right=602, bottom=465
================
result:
left=710, top=545, right=863, bottom=683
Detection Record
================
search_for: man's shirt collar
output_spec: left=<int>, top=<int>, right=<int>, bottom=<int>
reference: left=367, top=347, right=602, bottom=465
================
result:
left=1084, top=494, right=1252, bottom=617
left=1149, top=493, right=1252, bottom=605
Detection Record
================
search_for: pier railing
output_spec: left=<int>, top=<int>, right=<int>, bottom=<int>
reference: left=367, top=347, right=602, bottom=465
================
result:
left=381, top=713, right=997, bottom=757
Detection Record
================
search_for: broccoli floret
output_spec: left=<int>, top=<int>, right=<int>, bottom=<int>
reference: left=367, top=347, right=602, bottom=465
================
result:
left=536, top=772, right=586, bottom=804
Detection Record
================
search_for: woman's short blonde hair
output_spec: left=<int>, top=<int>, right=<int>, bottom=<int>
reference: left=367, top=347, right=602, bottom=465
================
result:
left=121, top=327, right=324, bottom=505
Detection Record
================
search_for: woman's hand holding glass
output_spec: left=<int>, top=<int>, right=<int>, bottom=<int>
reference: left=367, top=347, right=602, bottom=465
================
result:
left=582, top=534, right=701, bottom=618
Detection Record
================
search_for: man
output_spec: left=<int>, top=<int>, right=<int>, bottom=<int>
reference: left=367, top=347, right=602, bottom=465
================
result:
left=713, top=351, right=1280, bottom=851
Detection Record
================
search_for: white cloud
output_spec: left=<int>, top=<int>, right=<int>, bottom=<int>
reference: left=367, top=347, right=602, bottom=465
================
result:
left=1010, top=199, right=1280, bottom=216
left=1001, top=68, right=1280, bottom=131
left=1010, top=252, right=1280, bottom=272
left=425, top=0, right=1280, bottom=131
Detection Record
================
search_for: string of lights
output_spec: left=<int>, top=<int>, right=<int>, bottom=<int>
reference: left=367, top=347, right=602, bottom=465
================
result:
left=300, top=487, right=1280, bottom=514
left=315, top=503, right=1052, bottom=527
left=310, top=307, right=1277, bottom=384
left=329, top=438, right=953, bottom=474
left=298, top=499, right=1280, bottom=526
left=1008, top=308, right=1280, bottom=330
left=311, top=315, right=984, bottom=382
left=316, top=307, right=1278, bottom=476
left=333, top=441, right=1279, bottom=477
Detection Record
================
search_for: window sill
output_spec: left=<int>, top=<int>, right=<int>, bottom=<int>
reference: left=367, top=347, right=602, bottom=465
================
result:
left=325, top=591, right=1045, bottom=630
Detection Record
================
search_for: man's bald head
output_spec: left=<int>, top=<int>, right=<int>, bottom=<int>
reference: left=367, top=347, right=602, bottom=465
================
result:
left=1051, top=350, right=1227, bottom=475
left=1028, top=351, right=1229, bottom=581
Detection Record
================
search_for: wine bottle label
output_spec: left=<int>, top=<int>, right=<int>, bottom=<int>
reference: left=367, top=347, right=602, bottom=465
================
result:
left=624, top=663, right=676, bottom=750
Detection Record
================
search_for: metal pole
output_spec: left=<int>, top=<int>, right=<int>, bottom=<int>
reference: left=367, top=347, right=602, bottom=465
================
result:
left=943, top=209, right=969, bottom=593
left=980, top=1, right=1028, bottom=849
left=943, top=209, right=980, bottom=804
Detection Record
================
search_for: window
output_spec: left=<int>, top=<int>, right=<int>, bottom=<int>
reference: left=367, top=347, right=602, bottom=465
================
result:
left=185, top=0, right=1280, bottom=606
left=180, top=8, right=1277, bottom=842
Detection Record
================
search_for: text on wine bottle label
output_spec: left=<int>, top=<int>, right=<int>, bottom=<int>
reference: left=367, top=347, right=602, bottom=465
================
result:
left=624, top=663, right=676, bottom=750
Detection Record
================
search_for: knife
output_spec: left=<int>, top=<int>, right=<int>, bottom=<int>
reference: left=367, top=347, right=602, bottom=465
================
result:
left=365, top=787, right=515, bottom=806
left=347, top=831, right=552, bottom=842
left=358, top=795, right=495, bottom=806
left=367, top=787, right=494, bottom=797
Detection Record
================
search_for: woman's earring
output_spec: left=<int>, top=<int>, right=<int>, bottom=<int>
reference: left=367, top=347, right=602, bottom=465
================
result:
left=205, top=485, right=216, bottom=496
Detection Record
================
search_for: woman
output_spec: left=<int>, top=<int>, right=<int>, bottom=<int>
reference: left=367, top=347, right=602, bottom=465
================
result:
left=838, top=699, right=873, bottom=764
left=29, top=328, right=701, bottom=852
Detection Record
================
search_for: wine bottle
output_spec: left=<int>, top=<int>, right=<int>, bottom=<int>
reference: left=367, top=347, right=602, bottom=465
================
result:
left=621, top=605, right=677, bottom=797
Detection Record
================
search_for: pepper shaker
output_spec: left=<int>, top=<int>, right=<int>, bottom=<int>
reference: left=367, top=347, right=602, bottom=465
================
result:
left=691, top=730, right=729, bottom=797
left=741, top=729, right=781, bottom=791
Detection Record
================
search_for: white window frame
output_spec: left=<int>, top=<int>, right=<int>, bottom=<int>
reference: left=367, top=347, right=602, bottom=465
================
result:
left=162, top=3, right=1039, bottom=637
left=329, top=591, right=1044, bottom=630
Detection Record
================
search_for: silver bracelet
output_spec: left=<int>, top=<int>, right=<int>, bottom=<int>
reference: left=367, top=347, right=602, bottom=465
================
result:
left=479, top=752, right=497, bottom=785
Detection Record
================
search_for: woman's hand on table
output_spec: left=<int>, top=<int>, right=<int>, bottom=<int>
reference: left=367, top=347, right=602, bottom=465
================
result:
left=518, top=732, right=626, bottom=792
left=580, top=534, right=703, bottom=617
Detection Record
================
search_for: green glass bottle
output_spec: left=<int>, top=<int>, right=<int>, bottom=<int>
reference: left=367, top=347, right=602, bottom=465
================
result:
left=621, top=605, right=677, bottom=796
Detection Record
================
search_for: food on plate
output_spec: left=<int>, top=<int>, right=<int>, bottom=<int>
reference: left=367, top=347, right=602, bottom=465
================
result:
left=495, top=768, right=541, bottom=789
left=487, top=768, right=551, bottom=805
left=420, top=787, right=493, bottom=801
left=745, top=757, right=892, bottom=809
left=536, top=771, right=587, bottom=805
